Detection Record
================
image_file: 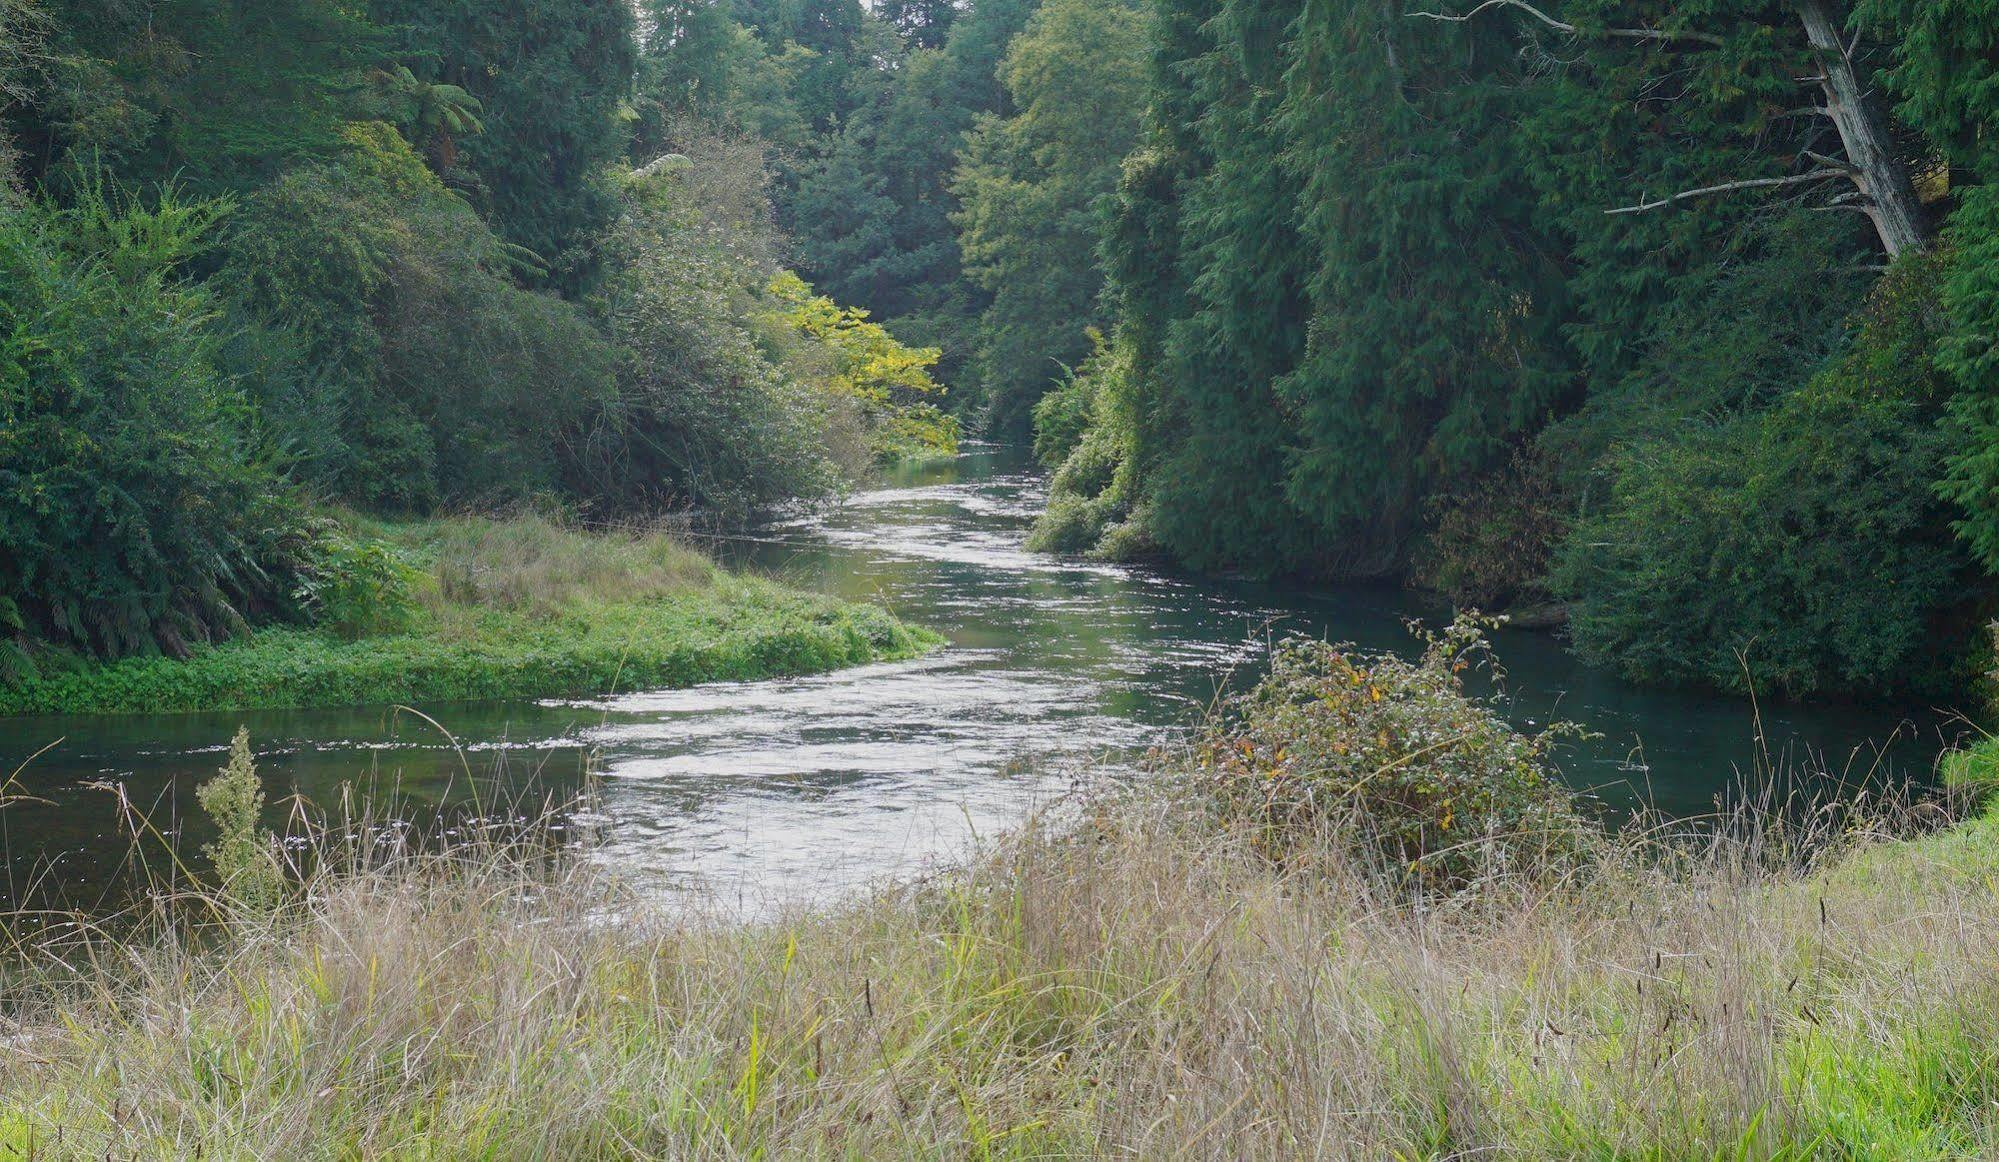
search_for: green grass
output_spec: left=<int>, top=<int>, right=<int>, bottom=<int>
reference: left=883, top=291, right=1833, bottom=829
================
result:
left=0, top=513, right=938, bottom=716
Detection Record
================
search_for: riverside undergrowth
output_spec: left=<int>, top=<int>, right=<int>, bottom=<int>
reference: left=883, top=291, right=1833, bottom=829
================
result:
left=1, top=620, right=1994, bottom=1156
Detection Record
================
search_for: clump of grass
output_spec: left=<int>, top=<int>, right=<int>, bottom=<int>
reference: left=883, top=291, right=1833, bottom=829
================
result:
left=422, top=512, right=717, bottom=613
left=0, top=723, right=1995, bottom=1157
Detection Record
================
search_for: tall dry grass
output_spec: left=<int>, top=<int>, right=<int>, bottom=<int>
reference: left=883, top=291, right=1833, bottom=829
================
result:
left=423, top=512, right=718, bottom=613
left=1, top=769, right=1995, bottom=1158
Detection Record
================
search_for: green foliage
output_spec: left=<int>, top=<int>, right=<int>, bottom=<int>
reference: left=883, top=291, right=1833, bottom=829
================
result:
left=1932, top=189, right=1999, bottom=572
left=1535, top=210, right=1877, bottom=491
left=369, top=0, right=636, bottom=293
left=223, top=122, right=617, bottom=511
left=786, top=0, right=1040, bottom=370
left=586, top=139, right=842, bottom=517
left=1026, top=335, right=1151, bottom=557
left=1555, top=257, right=1972, bottom=698
left=22, top=0, right=380, bottom=193
left=729, top=0, right=893, bottom=135
left=951, top=0, right=1151, bottom=430
left=1191, top=618, right=1588, bottom=888
left=634, top=0, right=812, bottom=153
left=197, top=727, right=283, bottom=910
left=293, top=528, right=425, bottom=641
left=1029, top=351, right=1096, bottom=468
left=1859, top=0, right=1999, bottom=180
left=1416, top=449, right=1568, bottom=612
left=0, top=182, right=305, bottom=670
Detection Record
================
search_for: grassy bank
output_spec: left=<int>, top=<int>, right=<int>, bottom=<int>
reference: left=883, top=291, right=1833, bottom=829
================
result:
left=0, top=625, right=1993, bottom=1157
left=0, top=514, right=938, bottom=716
left=0, top=770, right=1994, bottom=1157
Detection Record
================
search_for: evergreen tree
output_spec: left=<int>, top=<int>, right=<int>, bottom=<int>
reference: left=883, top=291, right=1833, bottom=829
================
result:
left=788, top=0, right=1039, bottom=384
left=369, top=0, right=636, bottom=294
left=951, top=0, right=1150, bottom=432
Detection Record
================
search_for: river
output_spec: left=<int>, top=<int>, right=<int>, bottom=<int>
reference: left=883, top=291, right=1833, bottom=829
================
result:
left=0, top=445, right=1961, bottom=911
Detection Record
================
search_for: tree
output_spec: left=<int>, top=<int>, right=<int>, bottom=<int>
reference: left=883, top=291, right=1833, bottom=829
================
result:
left=223, top=123, right=617, bottom=510
left=17, top=0, right=380, bottom=194
left=369, top=0, right=636, bottom=294
left=634, top=0, right=812, bottom=154
left=1414, top=0, right=1928, bottom=258
left=786, top=0, right=1038, bottom=383
left=951, top=0, right=1151, bottom=431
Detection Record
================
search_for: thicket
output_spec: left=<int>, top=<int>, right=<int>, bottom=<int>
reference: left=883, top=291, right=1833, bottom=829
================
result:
left=0, top=0, right=959, bottom=681
left=0, top=184, right=304, bottom=680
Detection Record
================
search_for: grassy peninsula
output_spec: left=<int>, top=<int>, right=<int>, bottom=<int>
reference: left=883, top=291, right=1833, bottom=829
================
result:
left=0, top=514, right=937, bottom=717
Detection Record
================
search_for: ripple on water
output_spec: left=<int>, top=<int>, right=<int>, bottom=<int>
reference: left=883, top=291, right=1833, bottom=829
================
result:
left=0, top=446, right=1959, bottom=914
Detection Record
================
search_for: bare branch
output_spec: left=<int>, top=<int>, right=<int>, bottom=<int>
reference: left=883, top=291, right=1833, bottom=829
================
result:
left=1604, top=169, right=1847, bottom=215
left=1407, top=0, right=1725, bottom=46
left=1800, top=150, right=1858, bottom=174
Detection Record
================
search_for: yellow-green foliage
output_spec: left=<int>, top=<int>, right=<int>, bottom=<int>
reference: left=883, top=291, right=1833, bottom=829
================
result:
left=197, top=727, right=282, bottom=910
left=764, top=270, right=958, bottom=461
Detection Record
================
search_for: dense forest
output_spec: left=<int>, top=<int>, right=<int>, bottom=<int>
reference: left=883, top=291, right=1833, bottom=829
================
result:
left=3, top=0, right=1997, bottom=702
left=1033, top=0, right=1999, bottom=701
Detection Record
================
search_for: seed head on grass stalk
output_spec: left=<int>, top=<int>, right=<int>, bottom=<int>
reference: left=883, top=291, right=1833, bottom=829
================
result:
left=197, top=727, right=282, bottom=911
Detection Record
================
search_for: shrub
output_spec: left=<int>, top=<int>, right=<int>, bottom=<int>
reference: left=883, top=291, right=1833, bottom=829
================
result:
left=1416, top=448, right=1567, bottom=610
left=293, top=527, right=426, bottom=640
left=1190, top=617, right=1590, bottom=888
left=0, top=182, right=305, bottom=674
left=1554, top=256, right=1972, bottom=698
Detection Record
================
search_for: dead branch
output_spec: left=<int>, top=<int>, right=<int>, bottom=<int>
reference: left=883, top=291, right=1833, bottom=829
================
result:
left=1407, top=0, right=1725, bottom=47
left=1604, top=169, right=1847, bottom=215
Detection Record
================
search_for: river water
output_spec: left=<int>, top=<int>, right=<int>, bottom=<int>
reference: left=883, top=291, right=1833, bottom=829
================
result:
left=0, top=446, right=1961, bottom=910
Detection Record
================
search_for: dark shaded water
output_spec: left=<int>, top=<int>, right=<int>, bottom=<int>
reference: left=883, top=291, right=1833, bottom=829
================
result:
left=0, top=446, right=1964, bottom=909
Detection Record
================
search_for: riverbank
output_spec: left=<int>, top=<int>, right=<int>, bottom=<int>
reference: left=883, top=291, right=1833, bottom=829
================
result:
left=0, top=514, right=939, bottom=716
left=0, top=762, right=1993, bottom=1157
left=1, top=623, right=1992, bottom=1157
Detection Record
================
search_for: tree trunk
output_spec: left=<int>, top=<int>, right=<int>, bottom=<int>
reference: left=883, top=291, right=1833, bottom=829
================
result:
left=1795, top=0, right=1927, bottom=257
